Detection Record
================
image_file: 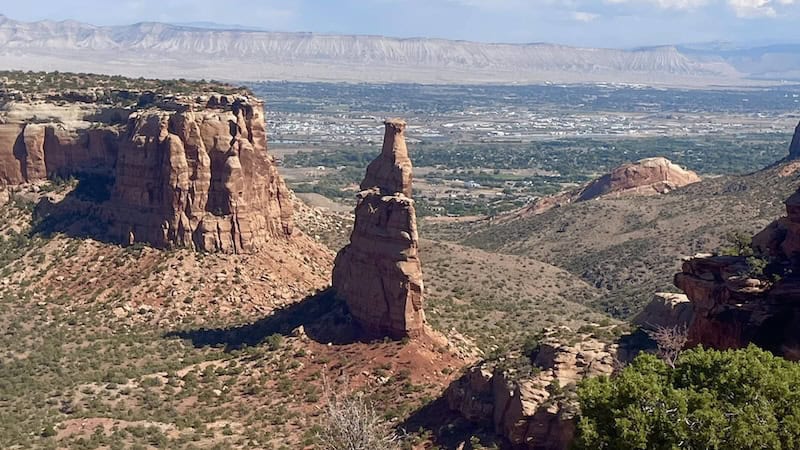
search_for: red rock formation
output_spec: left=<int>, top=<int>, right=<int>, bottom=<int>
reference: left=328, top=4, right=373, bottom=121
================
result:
left=446, top=330, right=618, bottom=449
left=332, top=119, right=426, bottom=339
left=360, top=119, right=413, bottom=196
left=633, top=292, right=694, bottom=330
left=0, top=93, right=293, bottom=253
left=675, top=186, right=800, bottom=360
left=577, top=157, right=700, bottom=201
left=504, top=157, right=700, bottom=219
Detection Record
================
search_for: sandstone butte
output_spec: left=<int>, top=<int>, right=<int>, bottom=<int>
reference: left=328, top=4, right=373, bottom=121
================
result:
left=332, top=119, right=427, bottom=339
left=505, top=156, right=701, bottom=218
left=0, top=91, right=293, bottom=253
left=675, top=184, right=800, bottom=360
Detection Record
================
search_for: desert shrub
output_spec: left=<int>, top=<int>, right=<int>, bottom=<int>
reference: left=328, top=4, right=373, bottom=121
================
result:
left=316, top=377, right=400, bottom=450
left=575, top=345, right=800, bottom=450
left=720, top=231, right=754, bottom=257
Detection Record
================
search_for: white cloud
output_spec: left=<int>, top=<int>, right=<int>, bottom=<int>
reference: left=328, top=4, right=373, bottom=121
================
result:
left=727, top=0, right=795, bottom=16
left=573, top=11, right=599, bottom=21
left=605, top=0, right=710, bottom=9
left=604, top=0, right=795, bottom=16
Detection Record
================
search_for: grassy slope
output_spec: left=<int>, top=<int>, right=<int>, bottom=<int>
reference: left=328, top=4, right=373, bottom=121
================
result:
left=445, top=166, right=800, bottom=318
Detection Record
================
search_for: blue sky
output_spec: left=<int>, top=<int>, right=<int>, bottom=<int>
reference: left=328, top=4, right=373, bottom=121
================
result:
left=2, top=0, right=799, bottom=48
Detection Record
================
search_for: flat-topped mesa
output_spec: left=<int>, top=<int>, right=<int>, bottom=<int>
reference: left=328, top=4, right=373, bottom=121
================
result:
left=360, top=119, right=412, bottom=197
left=332, top=119, right=426, bottom=339
left=0, top=91, right=294, bottom=253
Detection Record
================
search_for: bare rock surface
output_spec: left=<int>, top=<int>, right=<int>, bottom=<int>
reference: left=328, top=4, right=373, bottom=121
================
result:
left=446, top=328, right=618, bottom=450
left=633, top=292, right=694, bottom=330
left=0, top=92, right=293, bottom=253
left=332, top=120, right=426, bottom=339
left=676, top=182, right=800, bottom=360
left=504, top=157, right=700, bottom=219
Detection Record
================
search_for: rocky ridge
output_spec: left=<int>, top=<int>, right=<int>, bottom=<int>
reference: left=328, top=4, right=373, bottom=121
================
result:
left=675, top=182, right=800, bottom=360
left=446, top=328, right=618, bottom=450
left=0, top=89, right=294, bottom=253
left=505, top=157, right=700, bottom=219
left=0, top=15, right=746, bottom=85
left=332, top=119, right=427, bottom=339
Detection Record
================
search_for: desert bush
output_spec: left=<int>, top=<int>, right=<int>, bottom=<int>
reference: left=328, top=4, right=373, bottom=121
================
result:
left=316, top=376, right=400, bottom=450
left=575, top=345, right=800, bottom=450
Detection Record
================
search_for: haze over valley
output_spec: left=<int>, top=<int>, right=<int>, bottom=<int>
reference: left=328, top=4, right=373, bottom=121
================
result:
left=4, top=14, right=800, bottom=85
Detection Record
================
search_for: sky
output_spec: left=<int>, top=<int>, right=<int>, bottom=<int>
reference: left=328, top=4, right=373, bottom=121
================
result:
left=2, top=0, right=799, bottom=48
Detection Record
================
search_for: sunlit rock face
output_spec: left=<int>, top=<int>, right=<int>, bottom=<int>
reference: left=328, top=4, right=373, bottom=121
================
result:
left=333, top=119, right=426, bottom=339
left=0, top=93, right=294, bottom=253
left=676, top=184, right=800, bottom=360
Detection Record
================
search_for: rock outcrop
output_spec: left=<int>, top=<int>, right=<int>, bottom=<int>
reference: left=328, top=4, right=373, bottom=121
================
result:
left=332, top=119, right=426, bottom=339
left=446, top=329, right=618, bottom=450
left=675, top=186, right=800, bottom=360
left=505, top=157, right=700, bottom=218
left=577, top=157, right=700, bottom=201
left=789, top=121, right=800, bottom=161
left=0, top=91, right=293, bottom=253
left=633, top=292, right=694, bottom=330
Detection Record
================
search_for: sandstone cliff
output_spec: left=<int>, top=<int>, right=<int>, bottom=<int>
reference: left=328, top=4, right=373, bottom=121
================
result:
left=506, top=157, right=700, bottom=218
left=675, top=185, right=800, bottom=360
left=332, top=119, right=426, bottom=339
left=0, top=90, right=293, bottom=253
left=446, top=329, right=618, bottom=450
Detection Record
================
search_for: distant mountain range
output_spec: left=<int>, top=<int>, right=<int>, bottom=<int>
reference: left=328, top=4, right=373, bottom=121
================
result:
left=1, top=14, right=800, bottom=86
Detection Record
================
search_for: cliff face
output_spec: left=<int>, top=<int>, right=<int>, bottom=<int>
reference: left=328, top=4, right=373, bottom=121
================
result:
left=675, top=185, right=800, bottom=360
left=446, top=330, right=618, bottom=450
left=332, top=119, right=426, bottom=339
left=0, top=92, right=293, bottom=253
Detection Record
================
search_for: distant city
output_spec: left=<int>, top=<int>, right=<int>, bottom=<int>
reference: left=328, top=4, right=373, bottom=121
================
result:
left=253, top=82, right=800, bottom=145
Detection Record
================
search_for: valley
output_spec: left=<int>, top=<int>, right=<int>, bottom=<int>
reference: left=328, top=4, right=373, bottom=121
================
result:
left=1, top=70, right=800, bottom=449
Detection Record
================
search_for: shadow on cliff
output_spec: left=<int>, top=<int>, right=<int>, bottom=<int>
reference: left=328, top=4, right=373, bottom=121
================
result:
left=400, top=396, right=507, bottom=450
left=29, top=173, right=116, bottom=243
left=164, top=288, right=373, bottom=350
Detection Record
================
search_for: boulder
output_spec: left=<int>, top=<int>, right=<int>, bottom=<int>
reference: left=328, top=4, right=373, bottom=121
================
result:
left=633, top=292, right=694, bottom=330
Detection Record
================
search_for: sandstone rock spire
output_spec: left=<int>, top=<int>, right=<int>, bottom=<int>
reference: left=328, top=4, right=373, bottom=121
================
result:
left=360, top=119, right=413, bottom=197
left=332, top=119, right=426, bottom=339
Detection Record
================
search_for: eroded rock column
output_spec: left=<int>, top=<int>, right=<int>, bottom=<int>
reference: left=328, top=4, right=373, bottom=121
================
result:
left=332, top=119, right=426, bottom=339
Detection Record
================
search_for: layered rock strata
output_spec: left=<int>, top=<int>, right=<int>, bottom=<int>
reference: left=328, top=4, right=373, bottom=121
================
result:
left=675, top=186, right=800, bottom=360
left=332, top=119, right=426, bottom=339
left=446, top=330, right=618, bottom=450
left=0, top=92, right=293, bottom=253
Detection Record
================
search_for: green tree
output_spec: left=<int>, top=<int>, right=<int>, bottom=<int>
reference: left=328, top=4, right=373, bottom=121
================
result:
left=575, top=345, right=800, bottom=450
